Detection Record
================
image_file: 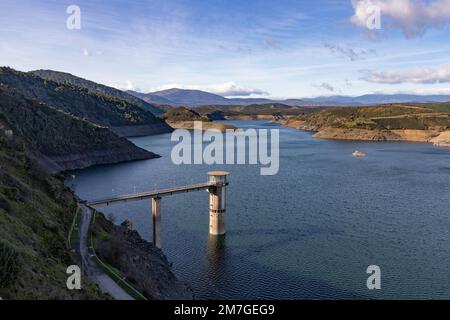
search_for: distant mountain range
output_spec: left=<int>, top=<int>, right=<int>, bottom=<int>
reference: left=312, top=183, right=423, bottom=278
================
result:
left=127, top=88, right=450, bottom=107
left=128, top=88, right=230, bottom=106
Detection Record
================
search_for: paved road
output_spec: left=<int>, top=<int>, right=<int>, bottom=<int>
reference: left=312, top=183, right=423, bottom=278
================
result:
left=79, top=205, right=133, bottom=300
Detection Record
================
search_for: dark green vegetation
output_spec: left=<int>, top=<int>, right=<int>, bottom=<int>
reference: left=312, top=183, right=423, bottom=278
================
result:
left=88, top=211, right=146, bottom=300
left=0, top=67, right=191, bottom=300
left=0, top=67, right=184, bottom=299
left=0, top=241, right=21, bottom=288
left=91, top=212, right=193, bottom=299
left=0, top=86, right=156, bottom=172
left=0, top=137, right=105, bottom=299
left=32, top=70, right=165, bottom=116
left=295, top=104, right=450, bottom=131
left=0, top=67, right=171, bottom=136
left=195, top=103, right=321, bottom=118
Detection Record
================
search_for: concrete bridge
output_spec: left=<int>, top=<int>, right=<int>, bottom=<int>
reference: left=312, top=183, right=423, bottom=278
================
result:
left=88, top=172, right=229, bottom=248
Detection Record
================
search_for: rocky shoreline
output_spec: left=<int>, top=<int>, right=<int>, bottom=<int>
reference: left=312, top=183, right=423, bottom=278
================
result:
left=111, top=123, right=173, bottom=137
left=93, top=215, right=194, bottom=300
left=167, top=120, right=237, bottom=132
left=41, top=148, right=158, bottom=173
left=223, top=114, right=275, bottom=121
left=280, top=118, right=450, bottom=147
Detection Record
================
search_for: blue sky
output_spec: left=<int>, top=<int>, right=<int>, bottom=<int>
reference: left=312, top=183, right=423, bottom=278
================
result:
left=1, top=0, right=450, bottom=98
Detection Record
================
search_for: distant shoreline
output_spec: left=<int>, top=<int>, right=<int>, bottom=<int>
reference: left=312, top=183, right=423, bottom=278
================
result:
left=167, top=120, right=237, bottom=132
left=279, top=118, right=450, bottom=147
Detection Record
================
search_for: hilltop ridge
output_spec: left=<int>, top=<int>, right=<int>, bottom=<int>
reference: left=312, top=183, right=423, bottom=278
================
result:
left=0, top=86, right=157, bottom=173
left=282, top=104, right=450, bottom=145
left=0, top=67, right=172, bottom=137
left=32, top=69, right=165, bottom=116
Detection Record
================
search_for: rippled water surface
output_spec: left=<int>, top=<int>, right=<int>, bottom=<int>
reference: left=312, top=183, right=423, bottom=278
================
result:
left=71, top=120, right=450, bottom=299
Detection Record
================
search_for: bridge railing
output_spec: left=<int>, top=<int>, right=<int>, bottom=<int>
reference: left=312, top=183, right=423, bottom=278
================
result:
left=87, top=181, right=227, bottom=207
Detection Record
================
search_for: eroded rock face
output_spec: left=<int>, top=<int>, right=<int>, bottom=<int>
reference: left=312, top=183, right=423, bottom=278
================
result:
left=95, top=217, right=194, bottom=300
left=167, top=120, right=236, bottom=132
left=430, top=131, right=450, bottom=147
left=313, top=128, right=400, bottom=141
left=120, top=219, right=133, bottom=231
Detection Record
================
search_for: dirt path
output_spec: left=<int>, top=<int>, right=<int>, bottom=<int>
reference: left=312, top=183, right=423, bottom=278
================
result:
left=79, top=205, right=133, bottom=300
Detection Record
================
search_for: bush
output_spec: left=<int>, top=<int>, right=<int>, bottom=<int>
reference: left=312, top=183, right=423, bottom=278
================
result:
left=0, top=194, right=12, bottom=213
left=0, top=241, right=21, bottom=287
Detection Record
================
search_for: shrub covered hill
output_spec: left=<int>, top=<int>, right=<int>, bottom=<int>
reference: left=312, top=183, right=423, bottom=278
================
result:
left=162, top=106, right=237, bottom=131
left=284, top=104, right=450, bottom=144
left=0, top=132, right=108, bottom=299
left=31, top=69, right=165, bottom=116
left=0, top=86, right=157, bottom=173
left=0, top=67, right=172, bottom=137
left=0, top=120, right=190, bottom=299
left=0, top=70, right=189, bottom=299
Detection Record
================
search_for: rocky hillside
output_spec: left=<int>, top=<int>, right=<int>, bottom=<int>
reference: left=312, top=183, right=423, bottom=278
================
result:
left=0, top=67, right=172, bottom=137
left=162, top=106, right=207, bottom=122
left=32, top=70, right=165, bottom=116
left=0, top=68, right=188, bottom=300
left=93, top=214, right=193, bottom=300
left=162, top=107, right=236, bottom=131
left=0, top=86, right=158, bottom=173
left=0, top=136, right=105, bottom=299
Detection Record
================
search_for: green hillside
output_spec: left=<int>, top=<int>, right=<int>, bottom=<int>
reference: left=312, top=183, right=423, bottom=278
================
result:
left=162, top=106, right=209, bottom=122
left=32, top=70, right=164, bottom=116
left=195, top=103, right=323, bottom=118
left=0, top=67, right=171, bottom=136
left=0, top=86, right=157, bottom=172
left=295, top=104, right=450, bottom=131
left=0, top=136, right=105, bottom=299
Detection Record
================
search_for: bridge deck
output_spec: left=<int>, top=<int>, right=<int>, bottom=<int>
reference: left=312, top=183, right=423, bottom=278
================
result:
left=88, top=181, right=225, bottom=207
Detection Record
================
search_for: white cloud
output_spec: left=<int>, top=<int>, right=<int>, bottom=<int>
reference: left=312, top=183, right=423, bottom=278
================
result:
left=361, top=63, right=450, bottom=84
left=313, top=82, right=335, bottom=92
left=82, top=48, right=90, bottom=56
left=148, top=82, right=268, bottom=97
left=351, top=0, right=450, bottom=38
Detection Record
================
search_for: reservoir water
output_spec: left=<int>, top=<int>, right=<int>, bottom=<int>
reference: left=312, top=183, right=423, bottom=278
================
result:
left=71, top=120, right=450, bottom=299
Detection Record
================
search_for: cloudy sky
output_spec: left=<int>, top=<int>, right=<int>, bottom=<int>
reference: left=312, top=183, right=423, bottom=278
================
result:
left=1, top=0, right=450, bottom=98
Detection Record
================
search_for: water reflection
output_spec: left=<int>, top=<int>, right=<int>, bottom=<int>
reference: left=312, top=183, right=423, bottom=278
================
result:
left=206, top=234, right=227, bottom=297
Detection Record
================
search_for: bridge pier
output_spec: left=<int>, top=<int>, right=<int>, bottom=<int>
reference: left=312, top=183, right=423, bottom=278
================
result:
left=152, top=197, right=162, bottom=248
left=89, top=172, right=230, bottom=243
left=208, top=172, right=229, bottom=236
